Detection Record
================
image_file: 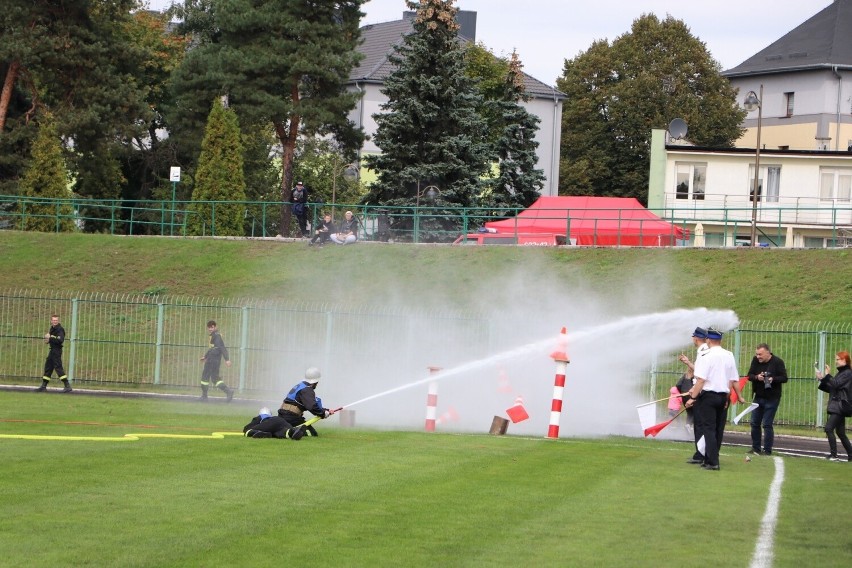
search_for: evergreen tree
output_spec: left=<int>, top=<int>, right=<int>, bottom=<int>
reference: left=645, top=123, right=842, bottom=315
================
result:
left=171, top=0, right=365, bottom=237
left=486, top=51, right=544, bottom=209
left=362, top=0, right=491, bottom=240
left=186, top=97, right=247, bottom=236
left=20, top=110, right=74, bottom=232
left=557, top=14, right=744, bottom=203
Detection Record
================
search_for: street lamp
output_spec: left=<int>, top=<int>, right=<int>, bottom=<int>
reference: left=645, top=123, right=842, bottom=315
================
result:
left=743, top=85, right=763, bottom=247
left=414, top=181, right=439, bottom=243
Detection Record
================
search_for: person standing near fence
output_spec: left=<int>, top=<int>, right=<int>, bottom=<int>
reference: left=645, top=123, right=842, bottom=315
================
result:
left=685, top=327, right=742, bottom=470
left=815, top=351, right=852, bottom=462
left=746, top=343, right=788, bottom=456
left=291, top=181, right=309, bottom=237
left=678, top=327, right=708, bottom=464
left=36, top=314, right=71, bottom=393
left=199, top=320, right=234, bottom=402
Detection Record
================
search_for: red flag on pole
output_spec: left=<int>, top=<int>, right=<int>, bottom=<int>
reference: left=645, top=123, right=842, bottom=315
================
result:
left=643, top=407, right=686, bottom=437
left=729, top=377, right=748, bottom=404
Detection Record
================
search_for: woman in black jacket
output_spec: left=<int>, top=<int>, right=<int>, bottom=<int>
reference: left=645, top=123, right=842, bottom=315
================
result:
left=816, top=350, right=852, bottom=461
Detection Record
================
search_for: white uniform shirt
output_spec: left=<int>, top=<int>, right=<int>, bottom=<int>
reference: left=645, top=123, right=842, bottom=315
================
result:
left=694, top=345, right=738, bottom=393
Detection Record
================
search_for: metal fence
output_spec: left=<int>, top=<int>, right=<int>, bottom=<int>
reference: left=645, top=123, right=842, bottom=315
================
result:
left=2, top=195, right=850, bottom=246
left=2, top=289, right=850, bottom=428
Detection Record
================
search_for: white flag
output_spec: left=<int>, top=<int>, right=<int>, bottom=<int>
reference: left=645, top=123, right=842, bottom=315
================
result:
left=636, top=401, right=658, bottom=433
left=733, top=402, right=760, bottom=425
left=696, top=435, right=706, bottom=456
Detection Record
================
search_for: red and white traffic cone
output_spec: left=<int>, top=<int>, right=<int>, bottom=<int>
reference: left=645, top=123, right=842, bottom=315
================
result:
left=424, top=366, right=442, bottom=432
left=547, top=327, right=570, bottom=439
left=436, top=406, right=459, bottom=426
left=497, top=368, right=512, bottom=394
left=506, top=395, right=529, bottom=423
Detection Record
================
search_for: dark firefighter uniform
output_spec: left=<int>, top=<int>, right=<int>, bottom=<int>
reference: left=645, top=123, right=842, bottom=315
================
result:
left=279, top=380, right=330, bottom=437
left=243, top=411, right=305, bottom=440
left=200, top=327, right=234, bottom=401
left=37, top=321, right=71, bottom=392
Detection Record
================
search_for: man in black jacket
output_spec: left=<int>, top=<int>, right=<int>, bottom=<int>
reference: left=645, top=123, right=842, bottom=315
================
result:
left=199, top=320, right=234, bottom=402
left=279, top=367, right=332, bottom=436
left=746, top=343, right=788, bottom=455
left=36, top=314, right=71, bottom=392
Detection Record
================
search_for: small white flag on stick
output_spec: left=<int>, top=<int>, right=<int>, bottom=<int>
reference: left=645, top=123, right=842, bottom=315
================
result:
left=733, top=402, right=759, bottom=425
left=636, top=401, right=658, bottom=433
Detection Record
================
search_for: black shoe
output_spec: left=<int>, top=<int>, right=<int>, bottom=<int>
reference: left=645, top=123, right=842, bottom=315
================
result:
left=825, top=454, right=837, bottom=460
left=62, top=385, right=72, bottom=393
left=35, top=385, right=47, bottom=392
left=199, top=395, right=208, bottom=402
left=226, top=388, right=234, bottom=403
left=747, top=449, right=762, bottom=455
left=686, top=458, right=704, bottom=464
left=289, top=426, right=305, bottom=441
left=702, top=464, right=720, bottom=470
left=763, top=450, right=772, bottom=456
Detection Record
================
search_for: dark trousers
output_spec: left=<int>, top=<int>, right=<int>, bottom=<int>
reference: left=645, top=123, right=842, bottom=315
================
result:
left=43, top=349, right=66, bottom=379
left=201, top=359, right=222, bottom=385
left=278, top=409, right=318, bottom=436
left=824, top=413, right=852, bottom=457
left=295, top=211, right=308, bottom=236
left=750, top=397, right=780, bottom=453
left=694, top=391, right=728, bottom=467
left=687, top=407, right=703, bottom=460
left=244, top=416, right=296, bottom=438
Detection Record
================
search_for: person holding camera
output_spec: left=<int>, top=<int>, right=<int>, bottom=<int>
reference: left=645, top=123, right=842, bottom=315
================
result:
left=746, top=343, right=788, bottom=456
left=815, top=351, right=852, bottom=461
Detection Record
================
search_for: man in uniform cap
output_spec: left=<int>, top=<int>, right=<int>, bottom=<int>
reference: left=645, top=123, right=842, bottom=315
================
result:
left=678, top=327, right=709, bottom=463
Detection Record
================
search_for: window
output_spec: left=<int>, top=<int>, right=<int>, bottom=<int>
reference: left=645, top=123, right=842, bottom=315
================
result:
left=748, top=165, right=781, bottom=203
left=674, top=163, right=706, bottom=200
left=784, top=92, right=794, bottom=117
left=819, top=167, right=852, bottom=201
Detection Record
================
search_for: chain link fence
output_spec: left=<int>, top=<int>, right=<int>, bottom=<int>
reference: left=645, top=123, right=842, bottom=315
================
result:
left=2, top=289, right=850, bottom=427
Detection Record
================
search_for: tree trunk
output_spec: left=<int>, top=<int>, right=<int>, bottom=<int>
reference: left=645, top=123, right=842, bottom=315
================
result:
left=274, top=83, right=301, bottom=237
left=0, top=61, right=21, bottom=134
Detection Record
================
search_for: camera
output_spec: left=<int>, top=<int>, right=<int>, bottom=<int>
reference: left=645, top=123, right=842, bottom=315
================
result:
left=763, top=372, right=773, bottom=389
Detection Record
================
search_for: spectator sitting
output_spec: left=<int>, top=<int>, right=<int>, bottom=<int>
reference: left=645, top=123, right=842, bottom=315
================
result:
left=309, top=213, right=335, bottom=246
left=331, top=210, right=360, bottom=245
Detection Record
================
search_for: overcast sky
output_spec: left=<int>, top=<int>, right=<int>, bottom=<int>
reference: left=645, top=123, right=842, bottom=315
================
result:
left=146, top=0, right=830, bottom=85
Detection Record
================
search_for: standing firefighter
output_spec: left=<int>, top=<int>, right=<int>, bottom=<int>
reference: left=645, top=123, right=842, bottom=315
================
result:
left=199, top=320, right=234, bottom=402
left=279, top=367, right=333, bottom=436
left=36, top=314, right=71, bottom=392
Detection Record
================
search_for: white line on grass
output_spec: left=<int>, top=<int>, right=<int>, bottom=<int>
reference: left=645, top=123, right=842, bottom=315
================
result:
left=749, top=456, right=785, bottom=568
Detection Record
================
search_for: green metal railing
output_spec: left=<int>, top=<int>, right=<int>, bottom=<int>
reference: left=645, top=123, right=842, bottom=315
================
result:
left=1, top=194, right=850, bottom=246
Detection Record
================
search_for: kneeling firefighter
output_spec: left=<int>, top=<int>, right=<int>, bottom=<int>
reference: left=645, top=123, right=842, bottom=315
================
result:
left=243, top=407, right=305, bottom=440
left=279, top=367, right=334, bottom=437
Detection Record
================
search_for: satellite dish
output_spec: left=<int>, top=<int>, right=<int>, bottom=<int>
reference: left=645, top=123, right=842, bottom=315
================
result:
left=668, top=118, right=688, bottom=140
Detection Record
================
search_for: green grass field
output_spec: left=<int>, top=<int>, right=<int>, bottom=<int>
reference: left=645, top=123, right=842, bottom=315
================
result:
left=1, top=391, right=850, bottom=567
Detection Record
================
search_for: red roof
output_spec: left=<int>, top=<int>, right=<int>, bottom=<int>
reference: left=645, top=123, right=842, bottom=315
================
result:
left=484, top=196, right=687, bottom=246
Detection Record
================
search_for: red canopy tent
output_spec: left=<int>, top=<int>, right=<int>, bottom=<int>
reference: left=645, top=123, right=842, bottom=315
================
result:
left=484, top=196, right=688, bottom=246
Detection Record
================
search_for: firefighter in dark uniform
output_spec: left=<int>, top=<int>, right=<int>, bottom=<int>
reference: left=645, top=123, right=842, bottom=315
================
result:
left=199, top=320, right=235, bottom=402
left=36, top=314, right=71, bottom=392
left=279, top=367, right=332, bottom=436
left=243, top=408, right=305, bottom=440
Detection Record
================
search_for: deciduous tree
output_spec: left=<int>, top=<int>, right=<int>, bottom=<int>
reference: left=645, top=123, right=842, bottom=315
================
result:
left=557, top=14, right=744, bottom=203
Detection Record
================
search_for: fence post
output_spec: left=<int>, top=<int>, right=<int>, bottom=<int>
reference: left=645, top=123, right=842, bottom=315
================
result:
left=67, top=298, right=79, bottom=382
left=239, top=306, right=249, bottom=392
left=817, top=330, right=827, bottom=428
left=154, top=303, right=165, bottom=385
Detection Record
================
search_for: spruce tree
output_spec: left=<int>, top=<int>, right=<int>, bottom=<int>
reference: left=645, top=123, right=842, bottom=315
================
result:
left=186, top=97, right=247, bottom=236
left=487, top=51, right=545, bottom=209
left=363, top=0, right=491, bottom=239
left=20, top=110, right=74, bottom=232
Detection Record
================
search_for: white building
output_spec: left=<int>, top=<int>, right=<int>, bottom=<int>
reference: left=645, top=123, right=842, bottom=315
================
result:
left=346, top=10, right=564, bottom=196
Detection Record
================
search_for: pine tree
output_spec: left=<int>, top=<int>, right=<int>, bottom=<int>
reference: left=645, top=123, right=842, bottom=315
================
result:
left=171, top=0, right=365, bottom=237
left=486, top=51, right=545, bottom=209
left=186, top=97, right=247, bottom=236
left=20, top=110, right=74, bottom=232
left=363, top=0, right=491, bottom=239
